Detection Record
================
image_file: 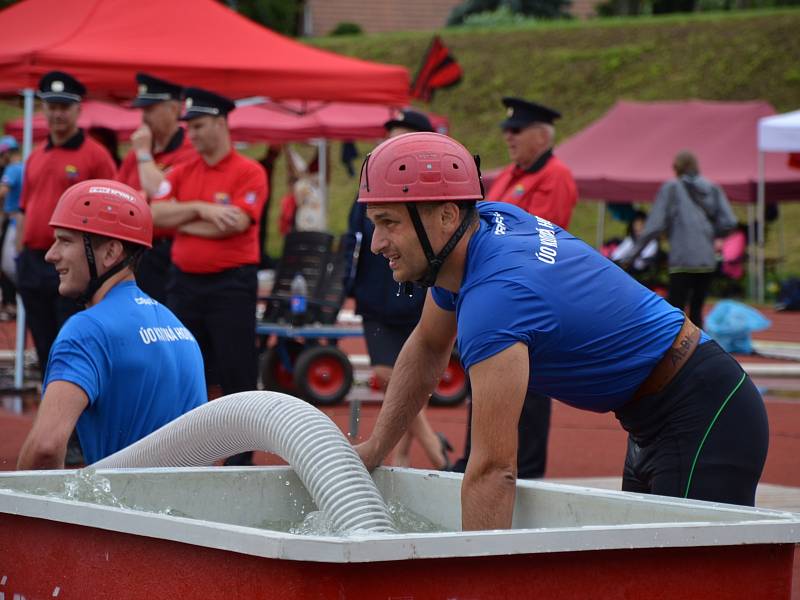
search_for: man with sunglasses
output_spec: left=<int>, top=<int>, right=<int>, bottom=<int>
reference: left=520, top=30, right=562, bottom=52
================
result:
left=453, top=98, right=578, bottom=480
left=487, top=97, right=577, bottom=230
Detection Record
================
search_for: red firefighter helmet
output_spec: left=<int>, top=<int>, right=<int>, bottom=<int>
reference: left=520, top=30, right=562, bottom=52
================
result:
left=49, top=179, right=153, bottom=248
left=358, top=132, right=483, bottom=204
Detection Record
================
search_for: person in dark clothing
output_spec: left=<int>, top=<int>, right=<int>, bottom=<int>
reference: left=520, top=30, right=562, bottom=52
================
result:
left=344, top=108, right=452, bottom=469
left=625, top=151, right=736, bottom=328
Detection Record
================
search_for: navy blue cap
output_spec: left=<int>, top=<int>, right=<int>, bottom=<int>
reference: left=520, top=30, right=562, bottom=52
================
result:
left=180, top=87, right=236, bottom=121
left=38, top=71, right=85, bottom=104
left=383, top=109, right=434, bottom=133
left=133, top=73, right=183, bottom=108
left=500, top=97, right=561, bottom=129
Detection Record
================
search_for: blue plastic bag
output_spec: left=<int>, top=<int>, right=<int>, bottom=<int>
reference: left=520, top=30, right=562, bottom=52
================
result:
left=704, top=300, right=771, bottom=354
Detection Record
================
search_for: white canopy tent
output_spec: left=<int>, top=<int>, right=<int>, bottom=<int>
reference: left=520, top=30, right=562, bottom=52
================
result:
left=757, top=110, right=800, bottom=302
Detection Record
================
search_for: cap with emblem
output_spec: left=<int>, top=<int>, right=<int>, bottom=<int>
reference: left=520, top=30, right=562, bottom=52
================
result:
left=500, top=96, right=561, bottom=129
left=383, top=109, right=434, bottom=133
left=38, top=71, right=86, bottom=104
left=132, top=73, right=183, bottom=108
left=0, top=135, right=18, bottom=153
left=180, top=87, right=236, bottom=121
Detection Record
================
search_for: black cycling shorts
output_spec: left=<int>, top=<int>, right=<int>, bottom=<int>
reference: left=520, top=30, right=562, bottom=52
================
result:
left=615, top=340, right=769, bottom=506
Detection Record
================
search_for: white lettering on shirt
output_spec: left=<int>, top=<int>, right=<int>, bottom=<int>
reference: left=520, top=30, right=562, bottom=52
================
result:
left=138, top=326, right=196, bottom=345
left=534, top=217, right=559, bottom=265
left=491, top=211, right=507, bottom=236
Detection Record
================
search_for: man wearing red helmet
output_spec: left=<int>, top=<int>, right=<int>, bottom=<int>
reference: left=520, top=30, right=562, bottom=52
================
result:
left=17, top=180, right=206, bottom=470
left=355, top=133, right=768, bottom=531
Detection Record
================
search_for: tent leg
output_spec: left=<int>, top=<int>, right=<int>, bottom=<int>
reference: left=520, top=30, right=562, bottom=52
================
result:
left=757, top=151, right=766, bottom=304
left=14, top=88, right=35, bottom=391
left=747, top=204, right=756, bottom=301
left=315, top=138, right=328, bottom=232
left=595, top=201, right=606, bottom=250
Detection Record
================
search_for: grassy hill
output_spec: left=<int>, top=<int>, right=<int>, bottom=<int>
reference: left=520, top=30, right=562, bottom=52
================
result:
left=310, top=8, right=800, bottom=282
left=2, top=9, right=799, bottom=283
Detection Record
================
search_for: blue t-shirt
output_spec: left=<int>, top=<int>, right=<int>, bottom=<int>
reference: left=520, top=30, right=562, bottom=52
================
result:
left=44, top=282, right=207, bottom=463
left=432, top=202, right=708, bottom=412
left=0, top=161, right=23, bottom=214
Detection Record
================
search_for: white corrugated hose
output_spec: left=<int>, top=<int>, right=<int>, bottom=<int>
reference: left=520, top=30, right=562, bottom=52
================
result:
left=93, top=391, right=396, bottom=534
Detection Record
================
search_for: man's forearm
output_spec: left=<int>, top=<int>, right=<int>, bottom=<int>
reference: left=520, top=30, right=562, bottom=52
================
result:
left=179, top=220, right=236, bottom=238
left=138, top=161, right=166, bottom=198
left=151, top=201, right=203, bottom=228
left=17, top=439, right=65, bottom=470
left=365, top=331, right=452, bottom=467
left=462, top=468, right=517, bottom=530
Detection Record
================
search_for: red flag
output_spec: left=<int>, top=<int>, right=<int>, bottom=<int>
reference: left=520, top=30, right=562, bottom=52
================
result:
left=410, top=36, right=463, bottom=103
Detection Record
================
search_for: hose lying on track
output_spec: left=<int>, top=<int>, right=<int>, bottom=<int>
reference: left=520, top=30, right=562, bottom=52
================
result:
left=93, top=391, right=396, bottom=534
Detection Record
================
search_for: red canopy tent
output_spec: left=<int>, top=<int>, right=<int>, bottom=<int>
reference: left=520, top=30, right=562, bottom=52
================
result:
left=555, top=100, right=800, bottom=204
left=0, top=0, right=408, bottom=105
left=4, top=101, right=449, bottom=143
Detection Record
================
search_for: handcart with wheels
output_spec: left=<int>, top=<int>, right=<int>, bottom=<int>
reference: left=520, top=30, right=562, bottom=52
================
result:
left=258, top=230, right=469, bottom=408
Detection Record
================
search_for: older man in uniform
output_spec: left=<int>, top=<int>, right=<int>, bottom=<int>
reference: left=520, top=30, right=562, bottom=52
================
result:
left=16, top=71, right=117, bottom=376
left=152, top=88, right=267, bottom=466
left=452, top=98, right=580, bottom=480
left=117, top=73, right=196, bottom=303
left=488, top=97, right=577, bottom=229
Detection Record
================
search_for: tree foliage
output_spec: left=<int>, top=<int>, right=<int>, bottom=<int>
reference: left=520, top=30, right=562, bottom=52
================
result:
left=221, top=0, right=300, bottom=36
left=448, top=0, right=572, bottom=24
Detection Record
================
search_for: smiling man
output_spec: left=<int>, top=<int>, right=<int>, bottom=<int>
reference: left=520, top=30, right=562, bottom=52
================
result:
left=17, top=180, right=205, bottom=469
left=355, top=132, right=768, bottom=531
left=16, top=71, right=117, bottom=378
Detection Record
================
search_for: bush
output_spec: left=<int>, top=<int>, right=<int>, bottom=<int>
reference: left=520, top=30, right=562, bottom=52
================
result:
left=329, top=22, right=363, bottom=36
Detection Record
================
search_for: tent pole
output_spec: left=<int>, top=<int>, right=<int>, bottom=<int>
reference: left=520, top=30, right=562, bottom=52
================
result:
left=757, top=150, right=766, bottom=304
left=747, top=204, right=755, bottom=300
left=316, top=139, right=327, bottom=231
left=595, top=201, right=606, bottom=250
left=14, top=88, right=35, bottom=390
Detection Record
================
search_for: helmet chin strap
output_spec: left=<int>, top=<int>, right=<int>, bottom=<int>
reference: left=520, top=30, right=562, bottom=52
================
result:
left=405, top=202, right=475, bottom=289
left=76, top=233, right=141, bottom=307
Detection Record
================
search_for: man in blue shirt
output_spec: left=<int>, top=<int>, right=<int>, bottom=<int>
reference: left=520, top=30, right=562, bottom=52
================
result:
left=354, top=133, right=768, bottom=531
left=18, top=179, right=206, bottom=468
left=0, top=135, right=22, bottom=318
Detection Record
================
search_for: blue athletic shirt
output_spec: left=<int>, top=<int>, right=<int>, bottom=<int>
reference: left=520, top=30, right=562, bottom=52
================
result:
left=1, top=161, right=23, bottom=214
left=44, top=281, right=207, bottom=463
left=431, top=202, right=709, bottom=412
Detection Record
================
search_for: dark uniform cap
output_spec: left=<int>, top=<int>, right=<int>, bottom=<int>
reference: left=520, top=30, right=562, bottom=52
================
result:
left=180, top=87, right=236, bottom=121
left=383, top=109, right=434, bottom=133
left=38, top=71, right=86, bottom=104
left=500, top=96, right=561, bottom=129
left=132, top=73, right=183, bottom=108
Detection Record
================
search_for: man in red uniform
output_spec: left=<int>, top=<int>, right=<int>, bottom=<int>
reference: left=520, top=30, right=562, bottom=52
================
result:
left=453, top=98, right=579, bottom=479
left=151, top=87, right=267, bottom=465
left=117, top=73, right=196, bottom=303
left=17, top=71, right=116, bottom=376
left=487, top=97, right=577, bottom=229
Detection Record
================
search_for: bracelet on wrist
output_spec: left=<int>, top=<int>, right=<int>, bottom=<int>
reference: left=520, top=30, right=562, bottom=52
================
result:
left=136, top=151, right=154, bottom=163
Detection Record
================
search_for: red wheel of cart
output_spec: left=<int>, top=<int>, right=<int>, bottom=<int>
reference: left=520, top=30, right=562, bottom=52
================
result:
left=294, top=346, right=353, bottom=406
left=430, top=352, right=469, bottom=406
left=260, top=341, right=304, bottom=394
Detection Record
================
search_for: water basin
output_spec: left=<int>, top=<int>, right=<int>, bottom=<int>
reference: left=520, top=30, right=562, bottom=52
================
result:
left=0, top=466, right=798, bottom=599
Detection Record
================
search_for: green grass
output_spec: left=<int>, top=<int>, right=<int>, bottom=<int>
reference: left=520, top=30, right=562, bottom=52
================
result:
left=310, top=8, right=800, bottom=278
left=3, top=9, right=799, bottom=279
